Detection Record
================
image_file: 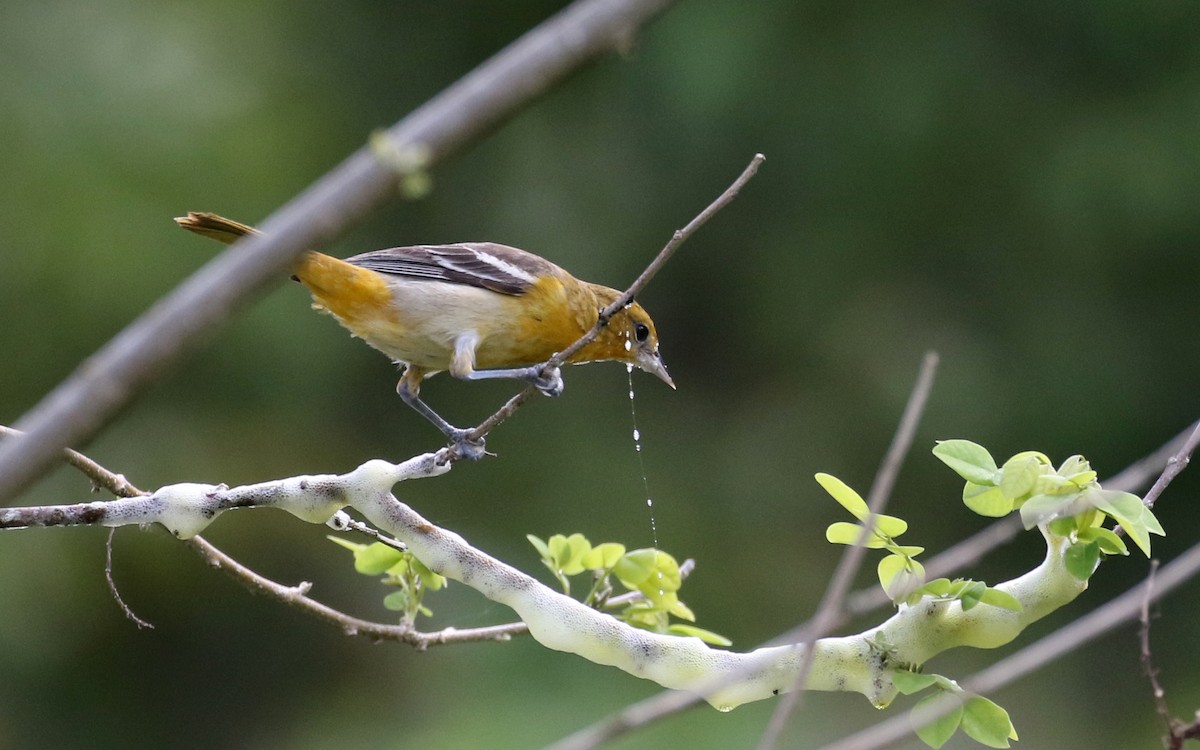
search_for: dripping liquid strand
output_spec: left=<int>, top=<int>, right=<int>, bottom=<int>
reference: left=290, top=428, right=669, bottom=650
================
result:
left=625, top=349, right=659, bottom=549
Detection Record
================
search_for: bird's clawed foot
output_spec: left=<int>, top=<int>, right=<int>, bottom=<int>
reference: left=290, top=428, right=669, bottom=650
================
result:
left=528, top=365, right=564, bottom=397
left=447, top=428, right=488, bottom=461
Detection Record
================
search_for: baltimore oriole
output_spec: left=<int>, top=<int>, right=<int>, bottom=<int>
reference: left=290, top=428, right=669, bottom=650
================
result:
left=175, top=212, right=673, bottom=454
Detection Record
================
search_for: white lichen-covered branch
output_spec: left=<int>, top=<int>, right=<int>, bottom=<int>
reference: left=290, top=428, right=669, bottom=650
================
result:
left=0, top=452, right=1093, bottom=711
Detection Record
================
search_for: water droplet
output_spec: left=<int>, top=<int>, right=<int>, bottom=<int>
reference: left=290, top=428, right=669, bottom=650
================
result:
left=633, top=428, right=640, bottom=441
left=626, top=363, right=634, bottom=373
left=646, top=498, right=653, bottom=507
left=716, top=705, right=735, bottom=713
left=624, top=339, right=632, bottom=351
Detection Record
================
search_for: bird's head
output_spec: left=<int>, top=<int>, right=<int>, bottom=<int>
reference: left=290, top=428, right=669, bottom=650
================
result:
left=573, top=286, right=674, bottom=389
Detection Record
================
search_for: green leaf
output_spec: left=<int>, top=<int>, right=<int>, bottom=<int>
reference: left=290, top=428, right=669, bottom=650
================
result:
left=1057, top=454, right=1091, bottom=478
left=1143, top=506, right=1166, bottom=537
left=652, top=551, right=683, bottom=592
left=963, top=483, right=1013, bottom=517
left=667, top=598, right=695, bottom=622
left=1089, top=490, right=1156, bottom=556
left=526, top=534, right=551, bottom=559
left=978, top=588, right=1023, bottom=612
left=353, top=542, right=407, bottom=575
left=410, top=556, right=446, bottom=591
left=1046, top=515, right=1077, bottom=537
left=613, top=548, right=657, bottom=588
left=382, top=590, right=411, bottom=612
left=872, top=513, right=909, bottom=539
left=891, top=670, right=937, bottom=695
left=959, top=580, right=987, bottom=611
left=960, top=696, right=1017, bottom=748
left=933, top=440, right=999, bottom=485
left=329, top=536, right=407, bottom=575
left=327, top=536, right=367, bottom=554
left=815, top=473, right=870, bottom=520
left=880, top=555, right=924, bottom=603
left=999, top=454, right=1043, bottom=500
left=1077, top=526, right=1128, bottom=556
left=667, top=623, right=732, bottom=647
left=1018, top=493, right=1072, bottom=529
left=581, top=542, right=626, bottom=570
left=916, top=578, right=952, bottom=597
left=1064, top=541, right=1100, bottom=580
left=826, top=521, right=887, bottom=548
left=548, top=533, right=592, bottom=575
left=912, top=694, right=964, bottom=749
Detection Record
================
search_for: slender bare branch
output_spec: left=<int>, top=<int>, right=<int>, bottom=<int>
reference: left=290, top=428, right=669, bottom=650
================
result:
left=1141, top=420, right=1200, bottom=509
left=186, top=534, right=528, bottom=648
left=0, top=425, right=144, bottom=500
left=106, top=528, right=155, bottom=629
left=756, top=351, right=939, bottom=750
left=555, top=153, right=766, bottom=365
left=463, top=153, right=765, bottom=444
left=0, top=0, right=681, bottom=504
left=1138, top=561, right=1178, bottom=745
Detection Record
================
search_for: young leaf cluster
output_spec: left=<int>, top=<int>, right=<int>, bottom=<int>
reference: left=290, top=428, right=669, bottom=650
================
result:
left=821, top=474, right=1017, bottom=611
left=328, top=536, right=446, bottom=624
left=820, top=473, right=927, bottom=604
left=527, top=533, right=730, bottom=646
left=892, top=670, right=1019, bottom=749
left=932, top=440, right=1163, bottom=580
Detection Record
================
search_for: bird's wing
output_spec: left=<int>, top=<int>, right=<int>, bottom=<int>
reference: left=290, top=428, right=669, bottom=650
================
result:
left=344, top=242, right=564, bottom=296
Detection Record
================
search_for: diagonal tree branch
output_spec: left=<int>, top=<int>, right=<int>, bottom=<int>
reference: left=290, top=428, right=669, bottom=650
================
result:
left=756, top=352, right=939, bottom=749
left=0, top=0, right=680, bottom=504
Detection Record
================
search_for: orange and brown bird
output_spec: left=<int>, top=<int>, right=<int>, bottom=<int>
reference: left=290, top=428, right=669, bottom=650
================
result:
left=176, top=212, right=672, bottom=456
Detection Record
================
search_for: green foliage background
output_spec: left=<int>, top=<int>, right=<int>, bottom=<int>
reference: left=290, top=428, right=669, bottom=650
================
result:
left=2, top=1, right=1199, bottom=747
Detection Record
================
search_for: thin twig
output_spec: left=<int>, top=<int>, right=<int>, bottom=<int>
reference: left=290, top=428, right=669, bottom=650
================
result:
left=0, top=425, right=145, bottom=499
left=105, top=527, right=155, bottom=629
left=1105, top=420, right=1199, bottom=495
left=1141, top=420, right=1200, bottom=509
left=464, top=153, right=765, bottom=445
left=0, top=0, right=681, bottom=504
left=554, top=153, right=766, bottom=366
left=329, top=510, right=408, bottom=551
left=186, top=535, right=528, bottom=648
left=756, top=352, right=939, bottom=750
left=1138, top=561, right=1177, bottom=745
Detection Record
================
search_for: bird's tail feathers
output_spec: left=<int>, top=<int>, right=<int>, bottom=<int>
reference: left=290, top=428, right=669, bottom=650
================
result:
left=174, top=211, right=260, bottom=245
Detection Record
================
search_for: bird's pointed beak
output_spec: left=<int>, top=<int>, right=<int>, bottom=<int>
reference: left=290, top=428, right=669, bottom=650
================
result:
left=637, top=350, right=676, bottom=390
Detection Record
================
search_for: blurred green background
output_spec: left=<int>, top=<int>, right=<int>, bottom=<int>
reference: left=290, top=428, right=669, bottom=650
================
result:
left=2, top=0, right=1199, bottom=747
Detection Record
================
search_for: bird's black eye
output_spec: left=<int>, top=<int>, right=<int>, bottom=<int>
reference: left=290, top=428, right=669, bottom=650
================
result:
left=633, top=322, right=650, bottom=343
